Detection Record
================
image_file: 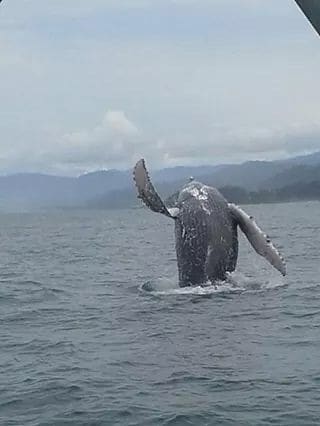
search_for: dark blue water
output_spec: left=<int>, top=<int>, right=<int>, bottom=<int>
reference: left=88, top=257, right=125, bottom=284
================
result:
left=1, top=202, right=320, bottom=425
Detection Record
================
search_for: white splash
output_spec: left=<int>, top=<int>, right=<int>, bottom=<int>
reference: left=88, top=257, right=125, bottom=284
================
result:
left=139, top=271, right=287, bottom=296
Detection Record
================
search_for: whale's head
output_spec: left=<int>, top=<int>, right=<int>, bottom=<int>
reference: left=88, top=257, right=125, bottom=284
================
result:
left=178, top=181, right=208, bottom=204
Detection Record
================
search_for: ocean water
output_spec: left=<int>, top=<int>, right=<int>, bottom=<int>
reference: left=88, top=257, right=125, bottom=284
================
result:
left=1, top=201, right=320, bottom=426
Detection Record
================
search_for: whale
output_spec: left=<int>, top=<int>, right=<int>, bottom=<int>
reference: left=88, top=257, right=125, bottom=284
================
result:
left=133, top=159, right=286, bottom=287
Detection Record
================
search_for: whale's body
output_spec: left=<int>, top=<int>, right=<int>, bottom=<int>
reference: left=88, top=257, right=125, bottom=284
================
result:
left=173, top=181, right=238, bottom=285
left=133, top=159, right=286, bottom=287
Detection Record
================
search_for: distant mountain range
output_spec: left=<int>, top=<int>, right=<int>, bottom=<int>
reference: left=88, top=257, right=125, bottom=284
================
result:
left=0, top=151, right=320, bottom=211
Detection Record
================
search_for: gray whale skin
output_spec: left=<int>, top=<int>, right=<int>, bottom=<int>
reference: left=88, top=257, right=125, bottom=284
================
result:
left=133, top=159, right=286, bottom=287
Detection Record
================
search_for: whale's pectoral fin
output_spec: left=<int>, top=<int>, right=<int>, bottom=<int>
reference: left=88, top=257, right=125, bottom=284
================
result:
left=133, top=159, right=178, bottom=219
left=229, top=203, right=286, bottom=276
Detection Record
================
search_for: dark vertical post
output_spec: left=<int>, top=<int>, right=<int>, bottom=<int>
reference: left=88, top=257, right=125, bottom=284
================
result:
left=295, top=0, right=320, bottom=36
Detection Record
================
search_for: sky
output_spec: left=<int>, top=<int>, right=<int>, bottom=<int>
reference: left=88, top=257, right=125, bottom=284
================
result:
left=0, top=0, right=320, bottom=175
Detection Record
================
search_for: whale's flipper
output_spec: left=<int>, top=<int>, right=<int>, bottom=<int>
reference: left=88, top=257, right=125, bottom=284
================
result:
left=229, top=203, right=286, bottom=276
left=133, top=159, right=178, bottom=218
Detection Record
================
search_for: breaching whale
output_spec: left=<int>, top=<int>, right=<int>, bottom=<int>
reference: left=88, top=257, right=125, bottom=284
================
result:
left=133, top=159, right=286, bottom=287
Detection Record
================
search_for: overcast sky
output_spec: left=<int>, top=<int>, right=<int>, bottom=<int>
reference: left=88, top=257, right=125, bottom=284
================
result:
left=0, top=0, right=319, bottom=175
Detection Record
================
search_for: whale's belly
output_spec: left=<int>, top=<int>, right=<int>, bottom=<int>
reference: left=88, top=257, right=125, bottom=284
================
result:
left=174, top=191, right=238, bottom=286
left=174, top=206, right=209, bottom=286
left=205, top=202, right=238, bottom=280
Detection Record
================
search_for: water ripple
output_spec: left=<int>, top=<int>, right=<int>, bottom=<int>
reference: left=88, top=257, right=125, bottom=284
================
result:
left=0, top=204, right=319, bottom=425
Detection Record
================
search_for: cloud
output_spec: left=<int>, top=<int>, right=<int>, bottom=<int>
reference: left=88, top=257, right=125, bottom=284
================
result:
left=1, top=104, right=319, bottom=175
left=39, top=110, right=142, bottom=173
left=102, top=110, right=138, bottom=135
left=44, top=113, right=320, bottom=173
left=148, top=122, right=320, bottom=166
left=0, top=0, right=319, bottom=175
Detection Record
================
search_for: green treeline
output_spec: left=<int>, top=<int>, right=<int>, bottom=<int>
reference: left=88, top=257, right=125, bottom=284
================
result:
left=164, top=181, right=320, bottom=207
left=219, top=181, right=320, bottom=205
